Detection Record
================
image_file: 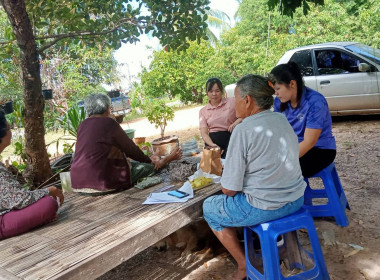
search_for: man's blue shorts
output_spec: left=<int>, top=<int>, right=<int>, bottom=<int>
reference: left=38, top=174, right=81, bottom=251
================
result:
left=203, top=192, right=304, bottom=232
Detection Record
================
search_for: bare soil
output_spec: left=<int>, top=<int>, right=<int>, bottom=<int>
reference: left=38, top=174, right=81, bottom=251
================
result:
left=100, top=112, right=380, bottom=280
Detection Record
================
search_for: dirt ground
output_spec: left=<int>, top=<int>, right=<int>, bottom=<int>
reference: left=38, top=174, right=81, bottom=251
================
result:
left=99, top=113, right=380, bottom=280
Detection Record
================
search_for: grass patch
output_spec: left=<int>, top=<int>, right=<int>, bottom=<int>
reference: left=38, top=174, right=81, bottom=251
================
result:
left=1, top=129, right=71, bottom=162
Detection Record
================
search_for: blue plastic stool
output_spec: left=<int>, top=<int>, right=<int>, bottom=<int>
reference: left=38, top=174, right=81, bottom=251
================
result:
left=244, top=208, right=329, bottom=280
left=304, top=162, right=350, bottom=227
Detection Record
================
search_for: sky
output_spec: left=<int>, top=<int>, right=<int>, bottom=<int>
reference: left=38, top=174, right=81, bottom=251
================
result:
left=112, top=0, right=239, bottom=90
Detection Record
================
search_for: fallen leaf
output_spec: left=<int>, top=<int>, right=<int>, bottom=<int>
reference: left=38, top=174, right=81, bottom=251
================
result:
left=344, top=249, right=360, bottom=258
left=204, top=262, right=208, bottom=269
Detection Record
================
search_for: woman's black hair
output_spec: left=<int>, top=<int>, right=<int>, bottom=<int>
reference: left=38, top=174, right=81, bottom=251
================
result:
left=270, top=61, right=305, bottom=112
left=0, top=109, right=7, bottom=143
left=206, top=77, right=223, bottom=93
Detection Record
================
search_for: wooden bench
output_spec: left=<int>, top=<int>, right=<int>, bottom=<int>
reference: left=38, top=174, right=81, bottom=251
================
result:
left=0, top=183, right=221, bottom=280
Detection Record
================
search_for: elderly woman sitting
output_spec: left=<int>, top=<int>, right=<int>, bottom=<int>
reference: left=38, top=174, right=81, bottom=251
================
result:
left=0, top=110, right=64, bottom=239
left=202, top=75, right=306, bottom=280
left=70, top=94, right=181, bottom=193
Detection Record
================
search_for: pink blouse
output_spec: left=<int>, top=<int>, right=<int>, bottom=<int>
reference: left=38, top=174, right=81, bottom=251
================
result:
left=199, top=98, right=237, bottom=133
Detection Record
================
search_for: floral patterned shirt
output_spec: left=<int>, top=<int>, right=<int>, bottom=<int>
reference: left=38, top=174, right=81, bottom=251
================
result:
left=0, top=162, right=49, bottom=216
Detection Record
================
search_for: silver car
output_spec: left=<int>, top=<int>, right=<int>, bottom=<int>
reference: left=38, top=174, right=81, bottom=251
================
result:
left=226, top=42, right=380, bottom=116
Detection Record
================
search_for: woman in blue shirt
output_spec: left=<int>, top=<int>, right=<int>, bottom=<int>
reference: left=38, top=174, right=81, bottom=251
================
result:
left=270, top=62, right=336, bottom=177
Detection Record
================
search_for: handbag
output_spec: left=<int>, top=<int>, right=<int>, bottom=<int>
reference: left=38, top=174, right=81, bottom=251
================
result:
left=199, top=147, right=223, bottom=176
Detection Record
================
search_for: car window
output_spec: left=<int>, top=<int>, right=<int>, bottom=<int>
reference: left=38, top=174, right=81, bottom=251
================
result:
left=315, top=49, right=369, bottom=75
left=345, top=43, right=380, bottom=66
left=289, top=50, right=313, bottom=76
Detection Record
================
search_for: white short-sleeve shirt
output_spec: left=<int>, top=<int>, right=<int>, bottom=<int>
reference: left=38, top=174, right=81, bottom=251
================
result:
left=221, top=110, right=306, bottom=210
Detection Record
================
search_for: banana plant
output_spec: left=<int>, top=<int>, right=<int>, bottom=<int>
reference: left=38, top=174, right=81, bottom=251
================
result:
left=59, top=104, right=86, bottom=140
left=47, top=104, right=86, bottom=155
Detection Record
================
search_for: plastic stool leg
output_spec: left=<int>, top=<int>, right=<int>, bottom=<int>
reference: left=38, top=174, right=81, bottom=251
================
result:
left=320, top=172, right=349, bottom=227
left=331, top=166, right=350, bottom=210
left=304, top=217, right=330, bottom=279
left=261, top=231, right=282, bottom=279
left=304, top=179, right=313, bottom=205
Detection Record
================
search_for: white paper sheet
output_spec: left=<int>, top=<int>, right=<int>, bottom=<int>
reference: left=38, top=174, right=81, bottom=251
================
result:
left=143, top=181, right=194, bottom=204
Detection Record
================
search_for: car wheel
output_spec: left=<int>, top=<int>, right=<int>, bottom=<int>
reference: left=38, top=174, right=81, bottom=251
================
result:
left=116, top=115, right=124, bottom=123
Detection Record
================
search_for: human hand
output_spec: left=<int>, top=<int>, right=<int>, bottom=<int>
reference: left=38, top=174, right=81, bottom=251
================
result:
left=150, top=155, right=161, bottom=170
left=150, top=155, right=160, bottom=162
left=228, top=118, right=242, bottom=132
left=48, top=187, right=64, bottom=206
left=208, top=143, right=219, bottom=149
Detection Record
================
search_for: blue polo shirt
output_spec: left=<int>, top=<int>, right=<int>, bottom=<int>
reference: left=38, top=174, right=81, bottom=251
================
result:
left=274, top=87, right=336, bottom=150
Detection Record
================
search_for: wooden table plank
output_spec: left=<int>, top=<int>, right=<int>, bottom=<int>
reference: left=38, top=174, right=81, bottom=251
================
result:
left=0, top=183, right=221, bottom=280
left=0, top=267, right=21, bottom=280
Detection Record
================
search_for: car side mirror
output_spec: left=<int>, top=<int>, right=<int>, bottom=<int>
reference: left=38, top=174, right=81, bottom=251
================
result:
left=358, top=63, right=371, bottom=72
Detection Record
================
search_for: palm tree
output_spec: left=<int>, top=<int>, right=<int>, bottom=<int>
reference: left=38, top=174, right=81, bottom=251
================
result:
left=205, top=8, right=231, bottom=46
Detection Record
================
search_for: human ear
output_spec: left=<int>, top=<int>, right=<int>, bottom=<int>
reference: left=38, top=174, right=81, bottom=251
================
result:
left=245, top=95, right=252, bottom=107
left=289, top=80, right=297, bottom=88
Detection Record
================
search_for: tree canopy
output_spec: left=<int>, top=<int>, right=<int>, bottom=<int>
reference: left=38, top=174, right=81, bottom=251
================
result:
left=141, top=40, right=216, bottom=104
left=268, top=0, right=324, bottom=17
left=140, top=0, right=379, bottom=105
left=0, top=0, right=211, bottom=186
left=1, top=0, right=210, bottom=51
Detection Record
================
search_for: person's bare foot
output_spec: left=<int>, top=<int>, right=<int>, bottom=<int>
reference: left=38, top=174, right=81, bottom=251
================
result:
left=42, top=213, right=59, bottom=226
left=232, top=267, right=246, bottom=280
left=167, top=146, right=182, bottom=161
left=153, top=147, right=182, bottom=169
left=50, top=213, right=59, bottom=223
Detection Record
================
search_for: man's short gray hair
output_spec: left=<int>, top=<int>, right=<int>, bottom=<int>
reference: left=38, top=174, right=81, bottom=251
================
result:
left=84, top=94, right=111, bottom=117
left=236, top=74, right=274, bottom=110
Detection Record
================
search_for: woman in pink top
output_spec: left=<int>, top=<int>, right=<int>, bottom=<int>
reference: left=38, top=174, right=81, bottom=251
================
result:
left=199, top=78, right=242, bottom=158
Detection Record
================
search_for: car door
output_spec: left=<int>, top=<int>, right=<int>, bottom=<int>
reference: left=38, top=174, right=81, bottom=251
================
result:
left=313, top=48, right=380, bottom=112
left=288, top=49, right=317, bottom=90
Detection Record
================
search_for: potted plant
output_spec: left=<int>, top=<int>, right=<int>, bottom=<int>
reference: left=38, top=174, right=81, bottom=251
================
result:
left=151, top=135, right=179, bottom=157
left=42, top=89, right=53, bottom=100
left=145, top=100, right=174, bottom=138
left=138, top=142, right=153, bottom=156
left=124, top=128, right=136, bottom=139
left=134, top=137, right=146, bottom=145
left=0, top=93, right=14, bottom=114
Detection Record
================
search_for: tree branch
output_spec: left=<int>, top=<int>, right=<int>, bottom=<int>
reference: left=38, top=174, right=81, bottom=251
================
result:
left=37, top=19, right=148, bottom=53
left=1, top=18, right=149, bottom=46
left=0, top=40, right=16, bottom=45
left=37, top=27, right=119, bottom=53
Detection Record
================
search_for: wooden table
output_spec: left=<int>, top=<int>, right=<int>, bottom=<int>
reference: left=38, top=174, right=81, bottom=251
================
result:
left=0, top=183, right=221, bottom=280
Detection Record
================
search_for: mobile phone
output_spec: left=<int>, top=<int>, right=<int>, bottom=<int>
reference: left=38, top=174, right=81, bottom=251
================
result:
left=168, top=190, right=190, bottom=198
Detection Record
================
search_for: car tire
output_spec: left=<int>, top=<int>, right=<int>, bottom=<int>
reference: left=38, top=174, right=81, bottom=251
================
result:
left=116, top=115, right=124, bottom=123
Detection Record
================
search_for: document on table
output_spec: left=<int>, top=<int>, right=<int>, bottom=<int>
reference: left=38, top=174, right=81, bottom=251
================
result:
left=143, top=181, right=194, bottom=204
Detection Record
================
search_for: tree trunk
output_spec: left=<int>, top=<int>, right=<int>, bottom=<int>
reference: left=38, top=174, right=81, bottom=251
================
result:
left=191, top=88, right=203, bottom=104
left=2, top=0, right=52, bottom=187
